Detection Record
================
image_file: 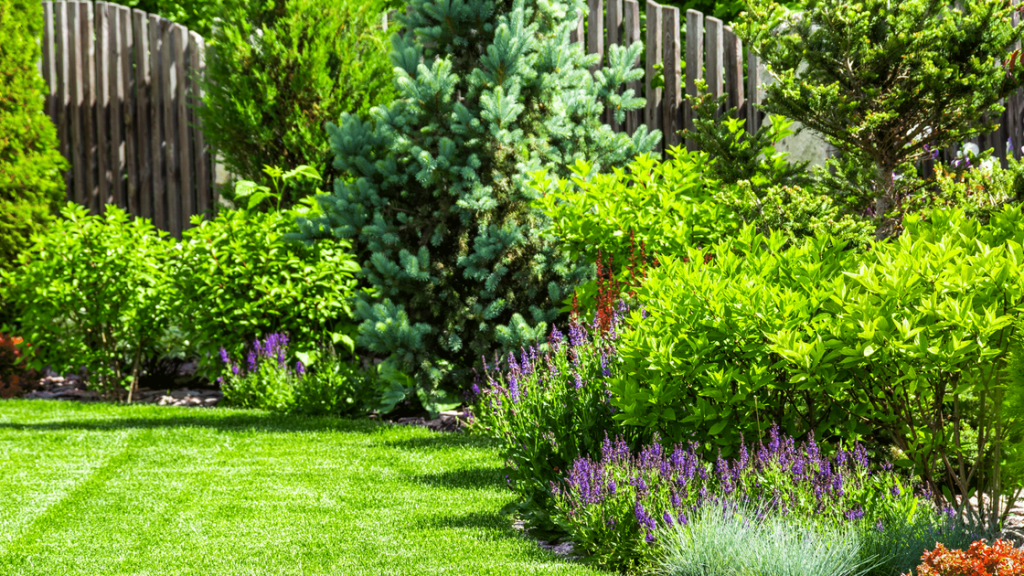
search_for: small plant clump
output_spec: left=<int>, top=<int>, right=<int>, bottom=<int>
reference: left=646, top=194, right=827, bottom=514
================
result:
left=218, top=333, right=368, bottom=415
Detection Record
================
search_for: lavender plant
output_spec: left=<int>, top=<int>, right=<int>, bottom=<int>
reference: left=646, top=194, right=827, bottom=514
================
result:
left=218, top=333, right=368, bottom=415
left=219, top=333, right=297, bottom=411
left=551, top=426, right=973, bottom=573
left=471, top=297, right=645, bottom=533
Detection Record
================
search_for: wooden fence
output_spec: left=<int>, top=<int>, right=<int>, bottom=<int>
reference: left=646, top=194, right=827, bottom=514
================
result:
left=39, top=1, right=214, bottom=238
left=39, top=0, right=1024, bottom=235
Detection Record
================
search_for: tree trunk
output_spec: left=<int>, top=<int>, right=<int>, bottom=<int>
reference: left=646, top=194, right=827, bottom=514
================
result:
left=873, top=164, right=898, bottom=240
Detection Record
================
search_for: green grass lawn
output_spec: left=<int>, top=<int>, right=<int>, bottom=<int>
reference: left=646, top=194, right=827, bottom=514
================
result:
left=0, top=400, right=611, bottom=576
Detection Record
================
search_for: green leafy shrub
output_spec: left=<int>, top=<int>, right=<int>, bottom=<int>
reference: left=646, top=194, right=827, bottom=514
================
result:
left=198, top=0, right=397, bottom=207
left=291, top=347, right=369, bottom=416
left=296, top=0, right=659, bottom=400
left=534, top=149, right=870, bottom=284
left=738, top=0, right=1024, bottom=237
left=1, top=204, right=175, bottom=399
left=0, top=0, right=67, bottom=274
left=173, top=198, right=362, bottom=377
left=611, top=207, right=1024, bottom=533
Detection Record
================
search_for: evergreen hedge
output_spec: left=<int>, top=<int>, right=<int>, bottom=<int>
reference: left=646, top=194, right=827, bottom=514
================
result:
left=0, top=0, right=67, bottom=274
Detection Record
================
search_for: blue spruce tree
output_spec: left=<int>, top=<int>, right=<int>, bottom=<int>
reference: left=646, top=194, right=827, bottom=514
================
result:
left=295, top=0, right=659, bottom=403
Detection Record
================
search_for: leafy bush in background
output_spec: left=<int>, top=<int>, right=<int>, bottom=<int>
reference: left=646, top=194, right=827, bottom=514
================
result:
left=739, top=0, right=1024, bottom=237
left=173, top=198, right=362, bottom=378
left=1, top=204, right=175, bottom=399
left=0, top=0, right=67, bottom=278
left=198, top=0, right=397, bottom=208
left=296, top=0, right=658, bottom=405
left=612, top=206, right=1024, bottom=533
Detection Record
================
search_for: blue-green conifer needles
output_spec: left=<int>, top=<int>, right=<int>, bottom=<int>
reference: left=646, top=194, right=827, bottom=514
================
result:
left=295, top=0, right=659, bottom=391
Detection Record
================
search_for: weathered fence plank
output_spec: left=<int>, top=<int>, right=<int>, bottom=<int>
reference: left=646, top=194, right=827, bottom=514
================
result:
left=54, top=1, right=71, bottom=196
left=134, top=9, right=152, bottom=221
left=624, top=0, right=641, bottom=136
left=606, top=0, right=622, bottom=130
left=587, top=0, right=603, bottom=74
left=645, top=1, right=663, bottom=153
left=150, top=14, right=166, bottom=231
left=662, top=6, right=681, bottom=149
left=81, top=1, right=97, bottom=213
left=108, top=5, right=124, bottom=209
left=174, top=24, right=193, bottom=234
left=684, top=9, right=702, bottom=151
left=96, top=2, right=111, bottom=209
left=190, top=31, right=212, bottom=217
left=69, top=3, right=86, bottom=207
left=724, top=26, right=743, bottom=116
left=118, top=5, right=137, bottom=215
left=161, top=19, right=180, bottom=238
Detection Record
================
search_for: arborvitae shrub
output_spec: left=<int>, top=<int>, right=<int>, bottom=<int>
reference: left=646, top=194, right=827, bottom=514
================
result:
left=198, top=0, right=397, bottom=208
left=296, top=0, right=659, bottom=400
left=0, top=0, right=67, bottom=273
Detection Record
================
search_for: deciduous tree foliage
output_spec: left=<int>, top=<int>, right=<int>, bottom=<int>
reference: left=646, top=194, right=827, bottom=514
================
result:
left=739, top=0, right=1024, bottom=237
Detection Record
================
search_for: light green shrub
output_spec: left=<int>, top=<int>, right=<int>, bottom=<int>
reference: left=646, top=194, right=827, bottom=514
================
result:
left=1, top=204, right=175, bottom=398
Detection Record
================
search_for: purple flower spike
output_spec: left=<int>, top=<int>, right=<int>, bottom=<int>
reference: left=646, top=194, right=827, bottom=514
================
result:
left=247, top=348, right=258, bottom=373
left=219, top=347, right=231, bottom=365
left=295, top=361, right=305, bottom=376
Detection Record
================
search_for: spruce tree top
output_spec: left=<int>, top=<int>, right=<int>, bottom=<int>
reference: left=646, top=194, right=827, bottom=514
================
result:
left=296, top=0, right=658, bottom=395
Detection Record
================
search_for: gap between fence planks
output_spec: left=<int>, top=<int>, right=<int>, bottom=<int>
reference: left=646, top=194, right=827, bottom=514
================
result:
left=39, top=1, right=215, bottom=238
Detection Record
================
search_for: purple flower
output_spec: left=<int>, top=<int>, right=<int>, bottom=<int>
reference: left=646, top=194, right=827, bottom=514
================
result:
left=573, top=370, right=583, bottom=390
left=219, top=347, right=231, bottom=365
left=635, top=501, right=656, bottom=533
left=508, top=372, right=520, bottom=403
left=663, top=511, right=674, bottom=527
left=607, top=479, right=616, bottom=495
left=295, top=361, right=305, bottom=376
left=247, top=348, right=258, bottom=373
left=569, top=321, right=588, bottom=349
left=890, top=483, right=901, bottom=498
left=844, top=507, right=865, bottom=522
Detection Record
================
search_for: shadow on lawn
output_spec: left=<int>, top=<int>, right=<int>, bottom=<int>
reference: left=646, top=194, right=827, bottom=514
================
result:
left=0, top=410, right=388, bottom=434
left=413, top=465, right=505, bottom=490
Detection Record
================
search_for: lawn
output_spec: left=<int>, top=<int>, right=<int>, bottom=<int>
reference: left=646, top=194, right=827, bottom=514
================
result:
left=0, top=400, right=611, bottom=576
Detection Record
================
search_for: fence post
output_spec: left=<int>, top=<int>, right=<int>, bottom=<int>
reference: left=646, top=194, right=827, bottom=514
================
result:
left=95, top=2, right=113, bottom=210
left=724, top=26, right=743, bottom=118
left=587, top=0, right=604, bottom=74
left=624, top=0, right=641, bottom=136
left=190, top=31, right=211, bottom=219
left=150, top=14, right=165, bottom=231
left=684, top=9, right=702, bottom=151
left=117, top=5, right=137, bottom=216
left=645, top=1, right=663, bottom=154
left=662, top=6, right=681, bottom=150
